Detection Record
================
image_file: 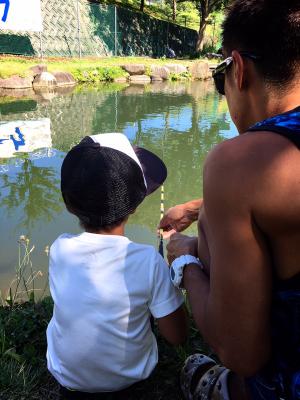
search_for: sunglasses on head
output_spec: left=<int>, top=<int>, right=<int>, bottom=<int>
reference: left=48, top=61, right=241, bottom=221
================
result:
left=212, top=52, right=261, bottom=95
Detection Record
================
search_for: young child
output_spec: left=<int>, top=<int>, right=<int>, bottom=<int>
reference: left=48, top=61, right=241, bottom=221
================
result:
left=46, top=133, right=187, bottom=399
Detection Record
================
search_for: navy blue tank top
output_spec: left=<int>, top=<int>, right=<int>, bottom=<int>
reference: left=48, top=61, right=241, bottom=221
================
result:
left=248, top=106, right=300, bottom=148
left=246, top=107, right=300, bottom=400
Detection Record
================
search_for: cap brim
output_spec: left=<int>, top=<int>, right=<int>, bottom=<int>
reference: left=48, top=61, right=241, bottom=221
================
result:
left=133, top=146, right=167, bottom=195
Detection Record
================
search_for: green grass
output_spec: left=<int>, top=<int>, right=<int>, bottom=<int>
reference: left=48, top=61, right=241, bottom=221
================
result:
left=0, top=56, right=203, bottom=81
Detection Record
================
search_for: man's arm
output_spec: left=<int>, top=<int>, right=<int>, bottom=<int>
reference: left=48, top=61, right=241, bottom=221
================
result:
left=197, top=140, right=272, bottom=375
left=169, top=138, right=273, bottom=376
left=159, top=199, right=203, bottom=235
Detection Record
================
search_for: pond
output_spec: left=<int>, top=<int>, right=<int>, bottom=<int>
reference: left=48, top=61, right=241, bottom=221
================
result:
left=0, top=80, right=238, bottom=298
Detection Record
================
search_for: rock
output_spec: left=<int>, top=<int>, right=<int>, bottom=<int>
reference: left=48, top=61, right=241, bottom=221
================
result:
left=129, top=75, right=151, bottom=84
left=34, top=89, right=57, bottom=103
left=52, top=71, right=76, bottom=86
left=0, top=88, right=35, bottom=98
left=165, top=64, right=187, bottom=74
left=123, top=85, right=146, bottom=95
left=113, top=77, right=128, bottom=83
left=33, top=72, right=57, bottom=89
left=29, top=64, right=48, bottom=77
left=122, top=64, right=146, bottom=75
left=186, top=80, right=215, bottom=100
left=150, top=65, right=170, bottom=81
left=189, top=61, right=211, bottom=80
left=0, top=75, right=34, bottom=89
left=148, top=81, right=170, bottom=93
left=55, top=86, right=77, bottom=96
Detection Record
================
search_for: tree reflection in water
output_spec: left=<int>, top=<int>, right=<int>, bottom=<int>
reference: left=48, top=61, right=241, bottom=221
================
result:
left=0, top=156, right=62, bottom=233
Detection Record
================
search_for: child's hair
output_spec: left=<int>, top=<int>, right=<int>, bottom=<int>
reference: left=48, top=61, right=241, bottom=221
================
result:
left=78, top=214, right=127, bottom=232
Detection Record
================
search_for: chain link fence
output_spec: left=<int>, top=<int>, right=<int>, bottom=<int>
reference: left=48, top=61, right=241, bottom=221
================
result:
left=0, top=0, right=197, bottom=58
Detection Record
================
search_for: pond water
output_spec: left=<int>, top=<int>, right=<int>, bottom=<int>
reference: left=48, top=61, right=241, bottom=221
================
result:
left=0, top=80, right=238, bottom=298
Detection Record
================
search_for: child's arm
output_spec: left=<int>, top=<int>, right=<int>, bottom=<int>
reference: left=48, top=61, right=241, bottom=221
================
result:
left=149, top=251, right=188, bottom=346
left=157, top=304, right=188, bottom=345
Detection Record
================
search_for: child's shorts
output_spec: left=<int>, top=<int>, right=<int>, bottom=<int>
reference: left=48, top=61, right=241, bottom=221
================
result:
left=60, top=379, right=146, bottom=400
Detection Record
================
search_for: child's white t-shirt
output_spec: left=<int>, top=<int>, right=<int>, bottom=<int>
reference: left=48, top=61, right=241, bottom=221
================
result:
left=46, top=232, right=184, bottom=392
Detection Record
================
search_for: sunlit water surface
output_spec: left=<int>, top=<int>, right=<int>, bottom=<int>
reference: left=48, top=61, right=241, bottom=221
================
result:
left=0, top=81, right=238, bottom=297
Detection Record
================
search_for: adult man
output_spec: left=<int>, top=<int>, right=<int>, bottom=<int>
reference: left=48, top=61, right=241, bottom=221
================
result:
left=160, top=0, right=300, bottom=399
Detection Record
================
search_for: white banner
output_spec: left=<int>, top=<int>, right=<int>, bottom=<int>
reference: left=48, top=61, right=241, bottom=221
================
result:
left=0, top=0, right=43, bottom=32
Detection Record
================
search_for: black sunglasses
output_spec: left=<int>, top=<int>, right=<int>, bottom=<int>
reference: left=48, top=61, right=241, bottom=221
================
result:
left=212, top=52, right=261, bottom=95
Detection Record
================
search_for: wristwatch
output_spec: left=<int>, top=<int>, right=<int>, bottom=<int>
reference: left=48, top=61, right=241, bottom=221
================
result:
left=170, top=255, right=203, bottom=288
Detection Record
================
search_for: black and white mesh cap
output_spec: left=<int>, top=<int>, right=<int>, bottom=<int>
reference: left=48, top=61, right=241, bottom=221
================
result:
left=61, top=133, right=167, bottom=226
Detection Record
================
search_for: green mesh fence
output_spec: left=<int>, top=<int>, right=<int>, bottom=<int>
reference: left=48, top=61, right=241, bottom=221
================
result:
left=0, top=0, right=197, bottom=57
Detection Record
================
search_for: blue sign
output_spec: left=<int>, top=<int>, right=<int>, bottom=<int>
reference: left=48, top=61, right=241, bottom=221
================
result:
left=0, top=127, right=26, bottom=151
left=10, top=127, right=25, bottom=150
left=0, top=0, right=10, bottom=22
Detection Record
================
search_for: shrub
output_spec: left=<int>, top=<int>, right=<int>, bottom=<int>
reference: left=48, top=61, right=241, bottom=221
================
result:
left=169, top=71, right=192, bottom=81
left=72, top=66, right=128, bottom=83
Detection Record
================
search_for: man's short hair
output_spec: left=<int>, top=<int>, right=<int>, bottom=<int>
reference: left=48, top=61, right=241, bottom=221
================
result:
left=222, top=0, right=300, bottom=88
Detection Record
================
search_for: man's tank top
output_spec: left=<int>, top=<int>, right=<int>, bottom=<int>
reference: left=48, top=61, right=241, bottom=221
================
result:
left=248, top=106, right=300, bottom=148
left=246, top=107, right=300, bottom=400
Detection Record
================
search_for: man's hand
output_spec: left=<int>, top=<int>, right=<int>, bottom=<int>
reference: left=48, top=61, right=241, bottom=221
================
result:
left=159, top=199, right=203, bottom=237
left=166, top=233, right=198, bottom=264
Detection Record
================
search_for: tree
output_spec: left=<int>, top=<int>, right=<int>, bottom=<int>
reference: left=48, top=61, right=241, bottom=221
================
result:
left=140, top=0, right=145, bottom=12
left=178, top=0, right=230, bottom=52
left=172, top=0, right=177, bottom=21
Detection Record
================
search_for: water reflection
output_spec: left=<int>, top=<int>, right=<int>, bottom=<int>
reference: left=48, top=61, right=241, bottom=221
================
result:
left=0, top=81, right=238, bottom=295
left=0, top=156, right=62, bottom=232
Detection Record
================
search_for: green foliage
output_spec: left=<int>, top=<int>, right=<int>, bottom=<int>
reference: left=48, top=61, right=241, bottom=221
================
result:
left=169, top=71, right=192, bottom=81
left=72, top=66, right=128, bottom=83
left=0, top=298, right=53, bottom=364
left=144, top=65, right=151, bottom=77
left=204, top=11, right=225, bottom=52
left=1, top=236, right=48, bottom=308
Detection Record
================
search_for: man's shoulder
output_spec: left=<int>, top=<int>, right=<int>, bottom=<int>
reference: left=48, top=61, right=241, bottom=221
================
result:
left=204, top=130, right=300, bottom=209
left=206, top=130, right=297, bottom=178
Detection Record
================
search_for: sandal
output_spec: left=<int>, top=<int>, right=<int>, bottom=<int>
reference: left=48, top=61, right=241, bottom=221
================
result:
left=193, top=364, right=230, bottom=400
left=181, top=354, right=231, bottom=400
left=180, top=354, right=217, bottom=400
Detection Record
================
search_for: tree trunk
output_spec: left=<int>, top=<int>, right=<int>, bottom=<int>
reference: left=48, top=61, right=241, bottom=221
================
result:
left=196, top=0, right=209, bottom=53
left=172, top=0, right=177, bottom=21
left=196, top=19, right=207, bottom=52
left=140, top=0, right=145, bottom=12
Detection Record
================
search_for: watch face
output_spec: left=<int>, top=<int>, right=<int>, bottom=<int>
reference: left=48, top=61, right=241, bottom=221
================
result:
left=170, top=267, right=175, bottom=280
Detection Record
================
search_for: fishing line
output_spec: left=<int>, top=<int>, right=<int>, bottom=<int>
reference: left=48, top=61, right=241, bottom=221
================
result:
left=158, top=184, right=164, bottom=258
left=158, top=120, right=167, bottom=259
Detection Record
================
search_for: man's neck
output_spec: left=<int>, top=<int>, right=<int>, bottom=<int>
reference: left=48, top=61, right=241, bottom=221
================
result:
left=241, top=78, right=300, bottom=133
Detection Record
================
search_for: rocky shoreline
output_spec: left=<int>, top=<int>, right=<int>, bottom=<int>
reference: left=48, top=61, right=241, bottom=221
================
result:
left=0, top=61, right=212, bottom=92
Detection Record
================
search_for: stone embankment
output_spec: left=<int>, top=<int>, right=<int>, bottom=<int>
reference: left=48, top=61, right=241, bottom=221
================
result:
left=0, top=61, right=211, bottom=90
left=0, top=65, right=76, bottom=90
left=121, top=61, right=211, bottom=83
